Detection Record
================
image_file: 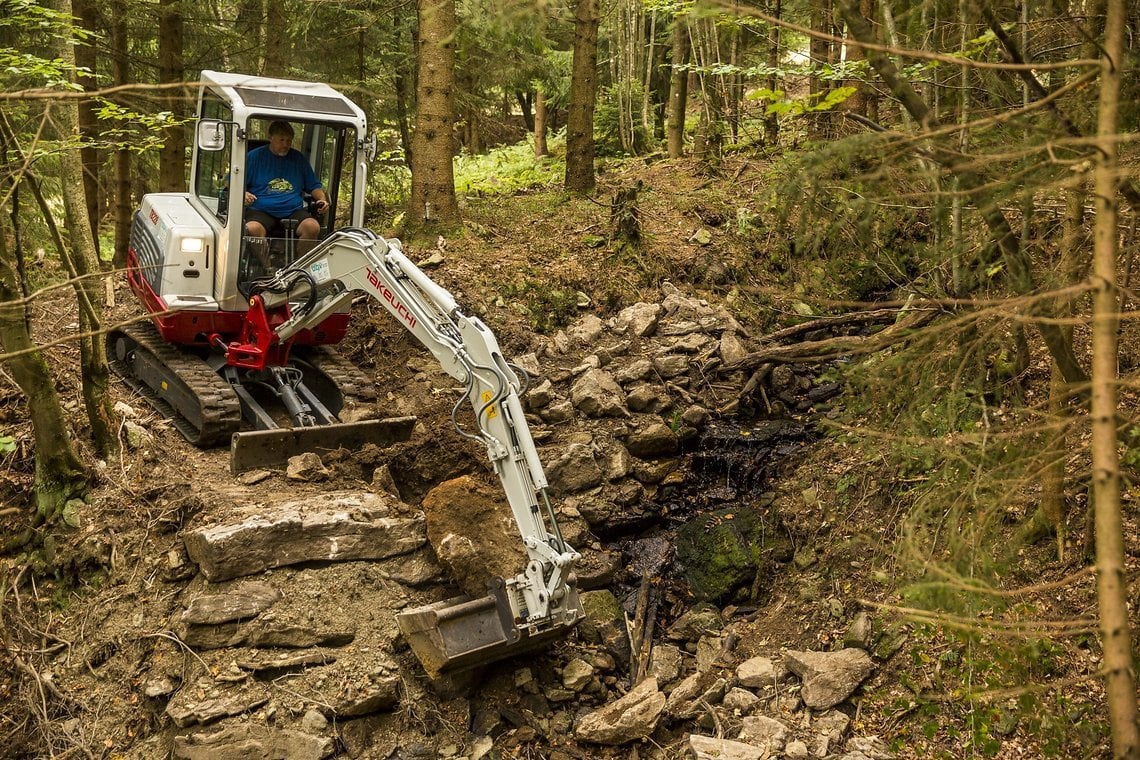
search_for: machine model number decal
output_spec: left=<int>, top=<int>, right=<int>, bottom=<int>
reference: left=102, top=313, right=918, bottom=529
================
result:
left=309, top=259, right=331, bottom=284
left=366, top=267, right=417, bottom=329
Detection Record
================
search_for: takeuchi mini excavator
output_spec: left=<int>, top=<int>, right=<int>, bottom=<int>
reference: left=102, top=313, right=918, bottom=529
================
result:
left=110, top=71, right=583, bottom=675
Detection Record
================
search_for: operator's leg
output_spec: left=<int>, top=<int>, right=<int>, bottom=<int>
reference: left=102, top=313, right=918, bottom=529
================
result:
left=296, top=213, right=322, bottom=257
left=243, top=211, right=275, bottom=269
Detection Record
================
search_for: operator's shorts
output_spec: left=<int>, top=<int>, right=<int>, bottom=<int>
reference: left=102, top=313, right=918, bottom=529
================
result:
left=243, top=207, right=314, bottom=232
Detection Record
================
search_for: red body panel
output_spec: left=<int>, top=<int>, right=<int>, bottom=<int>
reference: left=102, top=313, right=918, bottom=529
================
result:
left=126, top=247, right=349, bottom=349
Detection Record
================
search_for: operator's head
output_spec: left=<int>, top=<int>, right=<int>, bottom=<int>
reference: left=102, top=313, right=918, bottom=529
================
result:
left=267, top=120, right=295, bottom=156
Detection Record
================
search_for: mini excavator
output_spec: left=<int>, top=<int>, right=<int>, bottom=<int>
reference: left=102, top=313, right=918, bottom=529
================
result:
left=110, top=71, right=582, bottom=676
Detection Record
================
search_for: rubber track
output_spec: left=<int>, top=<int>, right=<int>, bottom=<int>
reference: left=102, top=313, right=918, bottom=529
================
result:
left=108, top=322, right=242, bottom=448
left=297, top=346, right=378, bottom=404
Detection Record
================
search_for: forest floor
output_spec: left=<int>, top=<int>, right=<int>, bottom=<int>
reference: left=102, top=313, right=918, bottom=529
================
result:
left=0, top=152, right=1133, bottom=759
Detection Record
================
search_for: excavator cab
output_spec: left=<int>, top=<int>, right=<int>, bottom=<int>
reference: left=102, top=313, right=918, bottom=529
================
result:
left=187, top=71, right=370, bottom=312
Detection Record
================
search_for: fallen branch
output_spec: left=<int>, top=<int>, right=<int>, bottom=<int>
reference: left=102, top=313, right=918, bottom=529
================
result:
left=759, top=307, right=902, bottom=345
left=725, top=308, right=939, bottom=372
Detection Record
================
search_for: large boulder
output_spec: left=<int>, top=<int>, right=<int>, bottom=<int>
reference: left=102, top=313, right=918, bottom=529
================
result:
left=674, top=504, right=791, bottom=602
left=571, top=368, right=629, bottom=418
left=420, top=475, right=528, bottom=598
left=785, top=648, right=875, bottom=709
left=574, top=677, right=665, bottom=745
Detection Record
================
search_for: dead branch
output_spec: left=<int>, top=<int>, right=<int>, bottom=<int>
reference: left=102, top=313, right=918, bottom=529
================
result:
left=725, top=308, right=939, bottom=372
left=759, top=307, right=902, bottom=345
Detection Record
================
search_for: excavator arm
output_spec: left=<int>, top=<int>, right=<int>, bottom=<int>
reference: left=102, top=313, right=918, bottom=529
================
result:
left=232, top=228, right=583, bottom=675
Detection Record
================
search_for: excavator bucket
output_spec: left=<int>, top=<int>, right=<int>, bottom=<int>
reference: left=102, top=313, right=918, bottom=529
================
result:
left=397, top=578, right=584, bottom=677
left=230, top=416, right=417, bottom=474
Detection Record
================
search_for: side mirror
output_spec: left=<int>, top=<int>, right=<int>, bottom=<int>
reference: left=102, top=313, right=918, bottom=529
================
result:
left=197, top=120, right=227, bottom=152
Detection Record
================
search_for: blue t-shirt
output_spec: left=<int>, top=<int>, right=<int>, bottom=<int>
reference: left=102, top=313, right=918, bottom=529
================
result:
left=246, top=146, right=323, bottom=218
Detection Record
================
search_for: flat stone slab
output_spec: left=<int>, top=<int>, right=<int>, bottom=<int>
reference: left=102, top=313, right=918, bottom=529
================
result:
left=183, top=495, right=426, bottom=582
left=574, top=676, right=665, bottom=745
left=236, top=649, right=338, bottom=676
left=332, top=673, right=402, bottom=717
left=180, top=582, right=282, bottom=625
left=166, top=689, right=270, bottom=728
left=172, top=722, right=333, bottom=760
left=179, top=620, right=355, bottom=650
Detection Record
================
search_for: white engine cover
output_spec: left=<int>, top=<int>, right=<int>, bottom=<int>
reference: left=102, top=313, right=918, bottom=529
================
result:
left=131, top=194, right=218, bottom=310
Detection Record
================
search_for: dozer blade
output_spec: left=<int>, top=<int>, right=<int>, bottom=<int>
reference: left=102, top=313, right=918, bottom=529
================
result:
left=230, top=416, right=417, bottom=474
left=397, top=578, right=583, bottom=678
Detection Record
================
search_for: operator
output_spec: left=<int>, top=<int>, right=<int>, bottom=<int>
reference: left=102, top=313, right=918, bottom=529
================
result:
left=242, top=120, right=329, bottom=264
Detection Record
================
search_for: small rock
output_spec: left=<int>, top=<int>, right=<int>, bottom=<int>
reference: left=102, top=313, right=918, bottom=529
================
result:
left=689, top=228, right=713, bottom=246
left=785, top=649, right=875, bottom=710
left=648, top=644, right=683, bottom=686
left=237, top=469, right=273, bottom=486
left=300, top=709, right=328, bottom=733
left=614, top=302, right=663, bottom=337
left=844, top=611, right=873, bottom=650
left=736, top=655, right=784, bottom=688
left=562, top=658, right=595, bottom=691
left=124, top=420, right=153, bottom=449
left=286, top=452, right=329, bottom=481
left=737, top=714, right=789, bottom=753
left=689, top=735, right=765, bottom=759
left=785, top=739, right=810, bottom=758
left=695, top=635, right=725, bottom=672
left=722, top=687, right=760, bottom=715
left=470, top=735, right=494, bottom=760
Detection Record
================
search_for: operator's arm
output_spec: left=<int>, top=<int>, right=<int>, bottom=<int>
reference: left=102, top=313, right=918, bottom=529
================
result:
left=310, top=186, right=328, bottom=214
left=298, top=152, right=328, bottom=214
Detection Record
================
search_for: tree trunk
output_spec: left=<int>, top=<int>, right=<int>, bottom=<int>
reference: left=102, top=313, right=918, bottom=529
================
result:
left=808, top=0, right=831, bottom=138
left=534, top=88, right=548, bottom=159
left=1089, top=3, right=1140, bottom=756
left=393, top=15, right=414, bottom=167
left=158, top=0, right=185, bottom=193
left=264, top=0, right=289, bottom=77
left=764, top=0, right=781, bottom=145
left=565, top=0, right=599, bottom=192
left=74, top=0, right=100, bottom=247
left=407, top=0, right=460, bottom=227
left=50, top=0, right=117, bottom=458
left=666, top=14, right=689, bottom=158
left=0, top=228, right=89, bottom=523
left=111, top=0, right=130, bottom=268
left=516, top=91, right=535, bottom=132
left=1039, top=188, right=1086, bottom=559
left=233, top=0, right=262, bottom=74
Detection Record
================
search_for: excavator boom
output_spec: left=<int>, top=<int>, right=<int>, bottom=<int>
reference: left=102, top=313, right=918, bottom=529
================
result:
left=240, top=228, right=583, bottom=675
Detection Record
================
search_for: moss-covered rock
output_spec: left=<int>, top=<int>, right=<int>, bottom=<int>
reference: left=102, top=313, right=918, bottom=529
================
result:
left=578, top=589, right=623, bottom=645
left=674, top=502, right=791, bottom=603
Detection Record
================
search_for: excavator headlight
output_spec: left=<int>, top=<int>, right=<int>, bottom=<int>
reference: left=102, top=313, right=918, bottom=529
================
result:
left=180, top=237, right=205, bottom=254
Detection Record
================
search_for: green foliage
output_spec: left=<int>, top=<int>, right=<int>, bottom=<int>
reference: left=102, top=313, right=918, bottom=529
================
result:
left=0, top=0, right=91, bottom=89
left=454, top=134, right=566, bottom=196
left=750, top=86, right=857, bottom=117
left=93, top=100, right=180, bottom=153
left=0, top=434, right=16, bottom=454
left=758, top=133, right=929, bottom=302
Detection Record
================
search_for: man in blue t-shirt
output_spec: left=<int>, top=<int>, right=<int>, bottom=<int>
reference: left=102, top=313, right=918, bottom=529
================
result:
left=242, top=120, right=329, bottom=265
